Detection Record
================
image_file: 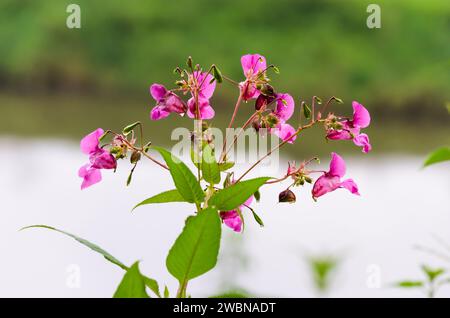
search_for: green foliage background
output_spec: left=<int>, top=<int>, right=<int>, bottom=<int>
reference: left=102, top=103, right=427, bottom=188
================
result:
left=0, top=0, right=448, bottom=152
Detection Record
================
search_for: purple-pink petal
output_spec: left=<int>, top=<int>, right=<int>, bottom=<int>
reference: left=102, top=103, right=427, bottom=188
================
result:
left=150, top=106, right=171, bottom=120
left=187, top=98, right=215, bottom=120
left=78, top=164, right=102, bottom=190
left=80, top=128, right=104, bottom=155
left=150, top=84, right=167, bottom=102
left=193, top=71, right=216, bottom=99
left=352, top=101, right=371, bottom=128
left=339, top=178, right=360, bottom=195
left=274, top=123, right=297, bottom=144
left=220, top=210, right=242, bottom=232
left=274, top=93, right=295, bottom=121
left=328, top=152, right=346, bottom=178
left=312, top=174, right=341, bottom=199
left=90, top=150, right=117, bottom=170
left=241, top=54, right=267, bottom=77
left=353, top=133, right=372, bottom=153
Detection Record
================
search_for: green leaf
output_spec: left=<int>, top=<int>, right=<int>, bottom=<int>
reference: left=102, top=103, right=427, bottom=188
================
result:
left=218, top=161, right=235, bottom=171
left=423, top=147, right=450, bottom=167
left=208, top=177, right=270, bottom=211
left=212, top=65, right=223, bottom=83
left=202, top=145, right=220, bottom=184
left=132, top=189, right=186, bottom=211
left=22, top=225, right=161, bottom=297
left=21, top=225, right=127, bottom=270
left=154, top=147, right=205, bottom=204
left=113, top=262, right=149, bottom=298
left=254, top=190, right=261, bottom=202
left=303, top=103, right=311, bottom=119
left=395, top=281, right=424, bottom=288
left=123, top=122, right=141, bottom=136
left=421, top=265, right=445, bottom=282
left=164, top=285, right=170, bottom=298
left=166, top=207, right=221, bottom=285
left=143, top=276, right=161, bottom=298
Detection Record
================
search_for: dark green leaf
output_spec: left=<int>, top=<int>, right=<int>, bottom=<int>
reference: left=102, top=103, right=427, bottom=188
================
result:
left=132, top=189, right=186, bottom=211
left=154, top=147, right=205, bottom=204
left=303, top=103, right=311, bottom=119
left=113, top=262, right=149, bottom=298
left=423, top=147, right=450, bottom=167
left=212, top=65, right=223, bottom=83
left=21, top=225, right=127, bottom=270
left=202, top=145, right=220, bottom=184
left=208, top=177, right=270, bottom=211
left=166, top=207, right=221, bottom=284
left=253, top=190, right=261, bottom=202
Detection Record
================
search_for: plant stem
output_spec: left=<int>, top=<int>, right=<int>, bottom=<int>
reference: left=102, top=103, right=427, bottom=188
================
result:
left=220, top=93, right=243, bottom=161
left=235, top=120, right=318, bottom=182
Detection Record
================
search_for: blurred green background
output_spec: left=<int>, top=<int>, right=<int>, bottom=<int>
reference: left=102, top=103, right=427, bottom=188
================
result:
left=0, top=0, right=449, bottom=155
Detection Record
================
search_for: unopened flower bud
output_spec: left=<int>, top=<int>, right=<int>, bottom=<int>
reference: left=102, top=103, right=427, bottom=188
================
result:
left=266, top=113, right=279, bottom=128
left=279, top=189, right=296, bottom=203
left=252, top=118, right=261, bottom=132
left=130, top=151, right=141, bottom=164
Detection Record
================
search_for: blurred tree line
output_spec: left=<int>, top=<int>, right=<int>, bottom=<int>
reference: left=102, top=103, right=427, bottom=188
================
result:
left=0, top=0, right=449, bottom=123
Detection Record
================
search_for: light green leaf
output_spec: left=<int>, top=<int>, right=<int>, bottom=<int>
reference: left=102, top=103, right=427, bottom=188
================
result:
left=208, top=177, right=270, bottom=211
left=123, top=122, right=141, bottom=136
left=218, top=161, right=235, bottom=171
left=423, top=147, right=450, bottom=167
left=202, top=145, right=220, bottom=184
left=113, top=262, right=149, bottom=298
left=132, top=189, right=186, bottom=211
left=143, top=276, right=161, bottom=298
left=164, top=285, right=170, bottom=298
left=154, top=147, right=205, bottom=204
left=395, top=281, right=424, bottom=288
left=166, top=207, right=221, bottom=285
left=421, top=265, right=445, bottom=282
left=21, top=225, right=127, bottom=270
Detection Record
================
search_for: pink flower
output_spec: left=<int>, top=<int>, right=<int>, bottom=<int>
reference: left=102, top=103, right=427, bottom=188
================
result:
left=271, top=93, right=297, bottom=143
left=186, top=98, right=215, bottom=120
left=190, top=71, right=216, bottom=100
left=326, top=101, right=372, bottom=153
left=79, top=128, right=116, bottom=190
left=312, top=152, right=359, bottom=200
left=220, top=210, right=242, bottom=232
left=150, top=84, right=186, bottom=120
left=273, top=93, right=295, bottom=121
left=185, top=71, right=216, bottom=119
left=274, top=122, right=297, bottom=143
left=239, top=54, right=267, bottom=100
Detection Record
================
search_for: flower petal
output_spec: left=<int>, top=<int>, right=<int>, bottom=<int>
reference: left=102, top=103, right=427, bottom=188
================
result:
left=150, top=106, right=171, bottom=120
left=312, top=174, right=341, bottom=199
left=90, top=150, right=117, bottom=170
left=78, top=164, right=102, bottom=190
left=329, top=152, right=346, bottom=178
left=339, top=178, right=360, bottom=195
left=194, top=71, right=216, bottom=99
left=274, top=93, right=295, bottom=121
left=80, top=128, right=103, bottom=154
left=353, top=133, right=372, bottom=153
left=150, top=84, right=167, bottom=101
left=352, top=101, right=371, bottom=128
left=220, top=210, right=242, bottom=232
left=241, top=54, right=267, bottom=76
left=274, top=123, right=297, bottom=144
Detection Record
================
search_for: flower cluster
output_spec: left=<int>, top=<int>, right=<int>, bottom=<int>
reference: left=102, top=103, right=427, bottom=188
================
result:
left=78, top=54, right=372, bottom=234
